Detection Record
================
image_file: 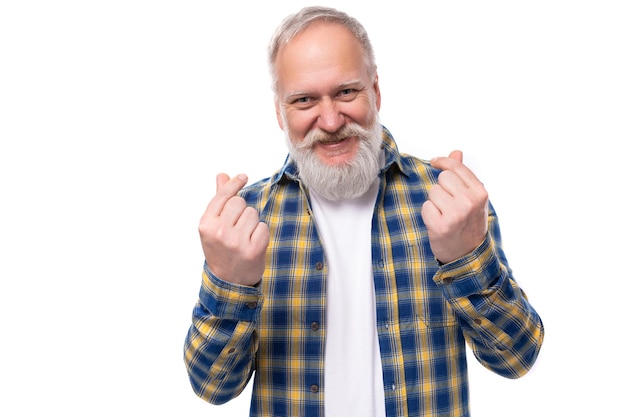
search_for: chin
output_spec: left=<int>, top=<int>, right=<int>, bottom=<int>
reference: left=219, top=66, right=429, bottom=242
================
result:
left=317, top=154, right=357, bottom=167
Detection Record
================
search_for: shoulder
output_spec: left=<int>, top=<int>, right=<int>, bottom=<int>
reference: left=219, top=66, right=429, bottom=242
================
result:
left=380, top=127, right=440, bottom=184
left=387, top=151, right=440, bottom=187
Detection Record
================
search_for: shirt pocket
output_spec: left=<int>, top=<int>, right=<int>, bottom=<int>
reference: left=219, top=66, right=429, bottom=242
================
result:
left=402, top=243, right=458, bottom=328
left=397, top=291, right=458, bottom=329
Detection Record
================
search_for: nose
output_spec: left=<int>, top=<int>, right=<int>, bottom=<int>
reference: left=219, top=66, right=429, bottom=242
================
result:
left=316, top=97, right=345, bottom=133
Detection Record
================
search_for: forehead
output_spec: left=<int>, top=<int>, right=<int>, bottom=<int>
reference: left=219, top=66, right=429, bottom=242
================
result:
left=275, top=22, right=369, bottom=95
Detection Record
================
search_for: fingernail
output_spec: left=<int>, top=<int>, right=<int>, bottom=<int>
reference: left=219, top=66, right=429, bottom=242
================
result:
left=237, top=173, right=248, bottom=181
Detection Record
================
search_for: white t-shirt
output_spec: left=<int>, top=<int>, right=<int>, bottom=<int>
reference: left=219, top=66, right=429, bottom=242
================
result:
left=309, top=179, right=386, bottom=417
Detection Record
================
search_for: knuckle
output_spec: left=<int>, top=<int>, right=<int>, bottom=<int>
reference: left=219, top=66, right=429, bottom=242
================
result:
left=437, top=170, right=451, bottom=183
left=200, top=221, right=234, bottom=246
left=225, top=195, right=246, bottom=209
left=198, top=220, right=216, bottom=239
left=468, top=187, right=488, bottom=208
left=477, top=186, right=488, bottom=202
left=428, top=184, right=443, bottom=198
left=243, top=206, right=260, bottom=220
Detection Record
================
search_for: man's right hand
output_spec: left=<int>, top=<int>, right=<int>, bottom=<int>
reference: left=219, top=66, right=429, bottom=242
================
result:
left=199, top=173, right=270, bottom=286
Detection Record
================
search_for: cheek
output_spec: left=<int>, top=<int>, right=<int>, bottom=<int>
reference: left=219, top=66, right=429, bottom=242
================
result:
left=345, top=97, right=378, bottom=125
left=285, top=111, right=314, bottom=140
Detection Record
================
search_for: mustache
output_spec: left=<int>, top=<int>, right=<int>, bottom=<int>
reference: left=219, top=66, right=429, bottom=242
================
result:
left=294, top=123, right=371, bottom=150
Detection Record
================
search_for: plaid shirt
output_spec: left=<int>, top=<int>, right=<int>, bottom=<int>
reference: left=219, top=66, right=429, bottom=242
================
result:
left=184, top=127, right=544, bottom=417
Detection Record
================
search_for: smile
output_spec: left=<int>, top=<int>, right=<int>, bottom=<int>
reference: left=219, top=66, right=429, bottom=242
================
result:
left=318, top=136, right=349, bottom=146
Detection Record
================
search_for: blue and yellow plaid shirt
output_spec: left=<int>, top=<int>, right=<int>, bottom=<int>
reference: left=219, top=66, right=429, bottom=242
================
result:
left=184, top=127, right=544, bottom=417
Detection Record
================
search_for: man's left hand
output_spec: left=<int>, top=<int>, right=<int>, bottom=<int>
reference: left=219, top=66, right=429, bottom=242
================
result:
left=422, top=150, right=489, bottom=264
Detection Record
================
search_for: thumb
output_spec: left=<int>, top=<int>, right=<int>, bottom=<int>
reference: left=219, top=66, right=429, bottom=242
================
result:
left=449, top=150, right=463, bottom=163
left=215, top=173, right=231, bottom=191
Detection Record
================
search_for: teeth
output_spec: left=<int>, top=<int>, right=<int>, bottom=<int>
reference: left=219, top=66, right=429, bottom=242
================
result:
left=320, top=138, right=344, bottom=145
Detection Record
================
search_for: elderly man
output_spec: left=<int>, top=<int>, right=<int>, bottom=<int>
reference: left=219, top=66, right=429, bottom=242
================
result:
left=184, top=6, right=544, bottom=417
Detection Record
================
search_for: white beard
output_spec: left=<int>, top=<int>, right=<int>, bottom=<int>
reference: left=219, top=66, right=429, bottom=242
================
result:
left=285, top=117, right=383, bottom=201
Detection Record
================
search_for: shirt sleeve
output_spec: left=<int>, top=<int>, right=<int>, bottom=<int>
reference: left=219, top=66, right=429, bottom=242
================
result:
left=432, top=209, right=544, bottom=379
left=183, top=263, right=263, bottom=404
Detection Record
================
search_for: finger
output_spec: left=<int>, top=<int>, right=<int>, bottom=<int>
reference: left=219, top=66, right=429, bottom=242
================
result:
left=250, top=221, right=270, bottom=251
left=425, top=184, right=455, bottom=214
left=430, top=152, right=480, bottom=188
left=437, top=169, right=467, bottom=195
left=235, top=207, right=270, bottom=251
left=219, top=196, right=249, bottom=227
left=216, top=173, right=247, bottom=193
left=430, top=152, right=464, bottom=171
left=448, top=150, right=463, bottom=162
left=205, top=173, right=249, bottom=218
left=421, top=200, right=443, bottom=226
left=216, top=173, right=230, bottom=190
left=235, top=206, right=263, bottom=235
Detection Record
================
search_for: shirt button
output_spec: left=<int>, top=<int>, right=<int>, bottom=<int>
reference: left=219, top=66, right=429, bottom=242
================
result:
left=473, top=318, right=482, bottom=325
left=443, top=277, right=454, bottom=285
left=391, top=384, right=397, bottom=391
left=310, top=384, right=319, bottom=393
left=245, top=301, right=257, bottom=309
left=315, top=262, right=324, bottom=270
left=310, top=322, right=319, bottom=331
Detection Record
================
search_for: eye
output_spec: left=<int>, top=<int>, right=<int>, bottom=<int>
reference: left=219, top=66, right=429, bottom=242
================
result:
left=290, top=96, right=316, bottom=108
left=337, top=88, right=359, bottom=100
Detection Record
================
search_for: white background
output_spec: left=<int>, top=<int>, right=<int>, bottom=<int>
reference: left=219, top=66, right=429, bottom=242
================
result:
left=1, top=1, right=624, bottom=415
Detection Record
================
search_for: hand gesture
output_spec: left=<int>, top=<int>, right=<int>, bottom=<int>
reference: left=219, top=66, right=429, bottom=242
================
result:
left=198, top=173, right=270, bottom=286
left=422, top=151, right=489, bottom=264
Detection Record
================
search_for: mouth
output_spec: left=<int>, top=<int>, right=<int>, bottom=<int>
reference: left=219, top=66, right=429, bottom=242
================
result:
left=311, top=136, right=359, bottom=162
left=317, top=136, right=349, bottom=146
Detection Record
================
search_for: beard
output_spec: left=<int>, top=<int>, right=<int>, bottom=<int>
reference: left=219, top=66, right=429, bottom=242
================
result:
left=284, top=116, right=383, bottom=201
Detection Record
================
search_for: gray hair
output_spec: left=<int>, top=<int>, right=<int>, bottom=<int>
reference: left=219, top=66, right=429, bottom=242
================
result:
left=267, top=6, right=377, bottom=93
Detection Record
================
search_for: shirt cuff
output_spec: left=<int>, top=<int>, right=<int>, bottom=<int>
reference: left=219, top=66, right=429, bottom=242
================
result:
left=433, top=234, right=504, bottom=299
left=198, top=262, right=263, bottom=322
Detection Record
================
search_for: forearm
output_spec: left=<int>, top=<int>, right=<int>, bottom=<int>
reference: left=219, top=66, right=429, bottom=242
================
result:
left=184, top=265, right=263, bottom=404
left=434, top=234, right=544, bottom=378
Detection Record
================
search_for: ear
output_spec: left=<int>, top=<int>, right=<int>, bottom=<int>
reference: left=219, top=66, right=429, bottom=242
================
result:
left=372, top=73, right=381, bottom=111
left=274, top=97, right=285, bottom=130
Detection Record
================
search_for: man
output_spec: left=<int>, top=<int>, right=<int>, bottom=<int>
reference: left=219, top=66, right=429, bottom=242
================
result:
left=184, top=6, right=544, bottom=417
